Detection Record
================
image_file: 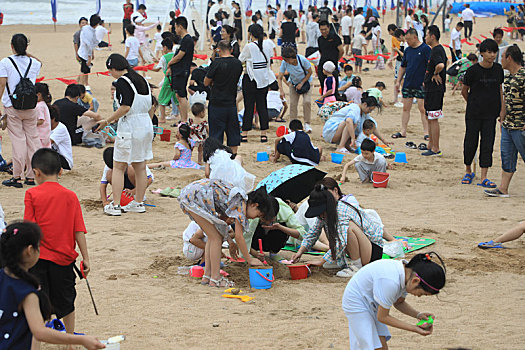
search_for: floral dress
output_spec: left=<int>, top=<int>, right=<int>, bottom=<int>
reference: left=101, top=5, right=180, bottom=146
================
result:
left=169, top=140, right=201, bottom=169
left=178, top=179, right=248, bottom=238
left=188, top=118, right=208, bottom=143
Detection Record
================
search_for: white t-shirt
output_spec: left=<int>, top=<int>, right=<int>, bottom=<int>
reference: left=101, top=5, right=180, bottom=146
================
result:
left=372, top=26, right=381, bottom=41
left=182, top=221, right=207, bottom=243
left=444, top=18, right=451, bottom=30
left=267, top=90, right=284, bottom=111
left=125, top=36, right=141, bottom=60
left=100, top=165, right=154, bottom=184
left=95, top=26, right=109, bottom=43
left=78, top=25, right=98, bottom=60
left=341, top=15, right=352, bottom=36
left=263, top=39, right=276, bottom=60
left=343, top=259, right=408, bottom=313
left=450, top=28, right=462, bottom=50
left=404, top=15, right=413, bottom=29
left=50, top=122, right=74, bottom=169
left=353, top=14, right=365, bottom=37
left=154, top=32, right=163, bottom=50
left=352, top=34, right=367, bottom=50
left=462, top=8, right=475, bottom=21
left=0, top=55, right=41, bottom=108
left=353, top=151, right=385, bottom=165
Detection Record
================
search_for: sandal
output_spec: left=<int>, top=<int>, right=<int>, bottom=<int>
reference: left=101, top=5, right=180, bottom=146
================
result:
left=424, top=134, right=430, bottom=141
left=418, top=143, right=428, bottom=151
left=209, top=277, right=235, bottom=288
left=24, top=178, right=36, bottom=186
left=461, top=173, right=475, bottom=185
left=391, top=132, right=406, bottom=139
left=2, top=177, right=22, bottom=188
left=201, top=275, right=211, bottom=285
left=275, top=117, right=286, bottom=122
left=260, top=135, right=268, bottom=143
left=241, top=135, right=248, bottom=143
left=478, top=240, right=505, bottom=249
left=405, top=141, right=417, bottom=149
left=477, top=179, right=497, bottom=188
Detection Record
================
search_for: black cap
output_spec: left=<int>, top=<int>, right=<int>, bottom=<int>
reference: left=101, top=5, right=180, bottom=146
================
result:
left=304, top=201, right=327, bottom=218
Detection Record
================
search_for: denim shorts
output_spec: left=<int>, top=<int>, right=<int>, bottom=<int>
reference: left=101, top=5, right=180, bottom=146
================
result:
left=500, top=127, right=525, bottom=173
left=127, top=58, right=139, bottom=68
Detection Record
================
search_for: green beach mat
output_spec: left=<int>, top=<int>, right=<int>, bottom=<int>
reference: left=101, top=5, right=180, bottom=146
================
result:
left=282, top=236, right=435, bottom=257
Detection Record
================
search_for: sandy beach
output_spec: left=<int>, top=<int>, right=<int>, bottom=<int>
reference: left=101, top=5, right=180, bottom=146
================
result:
left=0, top=11, right=524, bottom=349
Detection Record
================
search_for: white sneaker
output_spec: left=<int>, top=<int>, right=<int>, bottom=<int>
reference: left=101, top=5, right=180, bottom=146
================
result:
left=104, top=202, right=122, bottom=216
left=304, top=123, right=312, bottom=133
left=336, top=265, right=360, bottom=278
left=122, top=200, right=146, bottom=213
left=394, top=101, right=404, bottom=108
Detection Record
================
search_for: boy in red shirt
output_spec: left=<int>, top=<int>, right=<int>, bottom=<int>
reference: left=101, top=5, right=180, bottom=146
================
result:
left=24, top=148, right=91, bottom=338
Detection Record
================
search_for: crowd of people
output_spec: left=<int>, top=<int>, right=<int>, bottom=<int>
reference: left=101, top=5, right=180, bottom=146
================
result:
left=0, top=1, right=524, bottom=349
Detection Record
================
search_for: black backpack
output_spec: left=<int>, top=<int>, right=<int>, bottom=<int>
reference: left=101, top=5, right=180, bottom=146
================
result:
left=6, top=57, right=37, bottom=110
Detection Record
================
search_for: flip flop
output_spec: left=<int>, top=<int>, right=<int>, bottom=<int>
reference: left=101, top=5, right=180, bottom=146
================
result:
left=405, top=141, right=417, bottom=149
left=418, top=143, right=428, bottom=151
left=392, top=132, right=406, bottom=139
left=477, top=179, right=497, bottom=188
left=478, top=240, right=505, bottom=249
left=424, top=134, right=430, bottom=141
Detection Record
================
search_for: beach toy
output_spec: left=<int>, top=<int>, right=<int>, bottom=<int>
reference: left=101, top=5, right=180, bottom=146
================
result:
left=417, top=316, right=434, bottom=330
left=160, top=129, right=171, bottom=141
left=314, top=99, right=324, bottom=107
left=221, top=294, right=254, bottom=302
left=257, top=152, right=269, bottom=162
left=249, top=266, right=274, bottom=289
left=258, top=238, right=268, bottom=265
left=100, top=125, right=117, bottom=138
left=276, top=125, right=289, bottom=137
left=382, top=146, right=392, bottom=153
left=189, top=265, right=204, bottom=278
left=331, top=153, right=344, bottom=164
left=153, top=126, right=164, bottom=135
left=372, top=171, right=390, bottom=188
left=99, top=335, right=126, bottom=350
left=45, top=319, right=66, bottom=333
left=288, top=264, right=311, bottom=280
left=394, top=152, right=407, bottom=163
left=120, top=191, right=133, bottom=206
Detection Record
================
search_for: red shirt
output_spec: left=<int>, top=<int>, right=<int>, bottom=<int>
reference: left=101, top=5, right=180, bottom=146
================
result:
left=24, top=182, right=87, bottom=266
left=123, top=3, right=134, bottom=20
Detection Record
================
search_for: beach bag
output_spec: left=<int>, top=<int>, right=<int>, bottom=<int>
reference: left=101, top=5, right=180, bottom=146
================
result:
left=6, top=57, right=37, bottom=110
left=294, top=56, right=311, bottom=95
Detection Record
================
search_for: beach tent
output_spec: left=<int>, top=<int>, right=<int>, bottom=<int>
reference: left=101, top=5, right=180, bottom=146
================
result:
left=450, top=2, right=515, bottom=16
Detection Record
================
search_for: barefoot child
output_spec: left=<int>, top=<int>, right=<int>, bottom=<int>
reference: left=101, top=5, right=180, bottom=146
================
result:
left=178, top=180, right=276, bottom=286
left=0, top=222, right=105, bottom=350
left=341, top=139, right=390, bottom=183
left=147, top=124, right=201, bottom=169
left=271, top=119, right=322, bottom=166
left=188, top=102, right=209, bottom=164
left=34, top=82, right=52, bottom=148
left=342, top=252, right=446, bottom=350
left=23, top=149, right=92, bottom=342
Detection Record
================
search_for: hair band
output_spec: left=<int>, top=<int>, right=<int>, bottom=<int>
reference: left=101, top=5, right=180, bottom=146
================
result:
left=414, top=272, right=439, bottom=292
left=13, top=229, right=18, bottom=235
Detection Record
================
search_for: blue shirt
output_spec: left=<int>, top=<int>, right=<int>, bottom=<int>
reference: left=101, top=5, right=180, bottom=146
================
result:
left=401, top=43, right=431, bottom=89
left=0, top=269, right=37, bottom=349
left=279, top=55, right=313, bottom=85
left=332, top=103, right=376, bottom=137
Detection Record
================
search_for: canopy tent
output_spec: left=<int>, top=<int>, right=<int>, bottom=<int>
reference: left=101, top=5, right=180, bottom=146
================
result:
left=450, top=2, right=516, bottom=16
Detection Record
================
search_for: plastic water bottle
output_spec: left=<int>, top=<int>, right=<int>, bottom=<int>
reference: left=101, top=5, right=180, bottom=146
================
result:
left=177, top=266, right=191, bottom=275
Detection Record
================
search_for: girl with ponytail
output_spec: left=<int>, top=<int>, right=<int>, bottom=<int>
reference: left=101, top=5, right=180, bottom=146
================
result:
left=342, top=252, right=446, bottom=349
left=35, top=82, right=52, bottom=147
left=0, top=222, right=104, bottom=349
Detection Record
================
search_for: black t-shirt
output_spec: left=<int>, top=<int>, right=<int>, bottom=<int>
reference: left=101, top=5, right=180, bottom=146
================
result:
left=464, top=62, right=505, bottom=120
left=52, top=98, right=87, bottom=146
left=112, top=73, right=149, bottom=107
left=171, top=34, right=194, bottom=75
left=424, top=44, right=447, bottom=93
left=318, top=33, right=342, bottom=67
left=319, top=6, right=332, bottom=22
left=169, top=19, right=176, bottom=34
left=281, top=22, right=297, bottom=43
left=191, top=66, right=208, bottom=86
left=396, top=45, right=404, bottom=62
left=206, top=56, right=243, bottom=107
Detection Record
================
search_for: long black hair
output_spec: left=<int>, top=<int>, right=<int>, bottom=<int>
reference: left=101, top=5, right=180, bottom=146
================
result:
left=178, top=123, right=192, bottom=149
left=248, top=24, right=267, bottom=62
left=247, top=186, right=278, bottom=222
left=35, top=82, right=52, bottom=104
left=202, top=137, right=234, bottom=162
left=106, top=53, right=148, bottom=93
left=0, top=222, right=52, bottom=320
left=405, top=252, right=446, bottom=295
left=11, top=34, right=29, bottom=56
left=308, top=184, right=339, bottom=260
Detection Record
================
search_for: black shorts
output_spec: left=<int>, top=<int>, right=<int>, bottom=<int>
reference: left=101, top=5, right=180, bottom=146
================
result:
left=170, top=70, right=190, bottom=98
left=276, top=140, right=292, bottom=157
left=343, top=35, right=351, bottom=45
left=58, top=154, right=71, bottom=170
left=370, top=242, right=383, bottom=263
left=424, top=90, right=444, bottom=119
left=208, top=104, right=241, bottom=147
left=79, top=58, right=91, bottom=74
left=30, top=259, right=76, bottom=319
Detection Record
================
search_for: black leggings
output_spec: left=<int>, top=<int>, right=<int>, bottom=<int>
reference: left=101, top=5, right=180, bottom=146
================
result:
left=242, top=75, right=269, bottom=132
left=463, top=118, right=497, bottom=168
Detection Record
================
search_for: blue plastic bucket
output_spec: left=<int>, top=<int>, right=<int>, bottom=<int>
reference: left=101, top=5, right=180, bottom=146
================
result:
left=249, top=267, right=274, bottom=289
left=331, top=153, right=344, bottom=164
left=257, top=152, right=269, bottom=162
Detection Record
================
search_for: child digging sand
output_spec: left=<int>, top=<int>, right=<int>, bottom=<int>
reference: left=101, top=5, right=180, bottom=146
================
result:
left=341, top=139, right=391, bottom=183
left=178, top=180, right=277, bottom=286
left=147, top=123, right=201, bottom=170
left=271, top=119, right=322, bottom=166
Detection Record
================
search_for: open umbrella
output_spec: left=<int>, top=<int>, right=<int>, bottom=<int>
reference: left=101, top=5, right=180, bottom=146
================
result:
left=256, top=164, right=326, bottom=204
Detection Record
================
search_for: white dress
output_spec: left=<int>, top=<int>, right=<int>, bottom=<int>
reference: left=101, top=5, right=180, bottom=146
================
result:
left=114, top=75, right=153, bottom=163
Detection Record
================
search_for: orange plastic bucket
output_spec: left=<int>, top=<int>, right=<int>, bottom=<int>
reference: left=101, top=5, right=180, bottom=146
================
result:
left=120, top=191, right=134, bottom=206
left=372, top=171, right=389, bottom=188
left=288, top=264, right=311, bottom=280
left=160, top=129, right=171, bottom=141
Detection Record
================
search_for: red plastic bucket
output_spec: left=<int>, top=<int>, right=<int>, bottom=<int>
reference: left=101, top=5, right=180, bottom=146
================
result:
left=160, top=129, right=171, bottom=141
left=288, top=264, right=311, bottom=280
left=276, top=125, right=289, bottom=137
left=372, top=171, right=389, bottom=188
left=120, top=191, right=133, bottom=206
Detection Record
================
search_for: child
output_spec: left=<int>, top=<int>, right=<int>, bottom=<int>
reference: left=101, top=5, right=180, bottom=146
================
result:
left=352, top=30, right=368, bottom=74
left=375, top=39, right=387, bottom=70
left=147, top=124, right=201, bottom=169
left=23, top=149, right=92, bottom=341
left=267, top=81, right=288, bottom=122
left=478, top=221, right=525, bottom=249
left=355, top=119, right=376, bottom=148
left=203, top=137, right=255, bottom=194
left=151, top=38, right=178, bottom=123
left=210, top=20, right=222, bottom=46
left=178, top=179, right=276, bottom=286
left=391, top=29, right=406, bottom=107
left=449, top=22, right=464, bottom=63
left=182, top=221, right=207, bottom=261
left=339, top=64, right=356, bottom=93
left=124, top=24, right=144, bottom=67
left=344, top=76, right=363, bottom=103
left=100, top=147, right=154, bottom=206
left=342, top=252, right=446, bottom=349
left=153, top=24, right=163, bottom=59
left=271, top=119, right=322, bottom=166
left=188, top=103, right=209, bottom=164
left=35, top=82, right=52, bottom=148
left=49, top=105, right=74, bottom=170
left=341, top=139, right=389, bottom=183
left=444, top=14, right=451, bottom=32
left=0, top=222, right=105, bottom=350
left=319, top=61, right=337, bottom=105
left=77, top=84, right=97, bottom=112
left=366, top=81, right=386, bottom=108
